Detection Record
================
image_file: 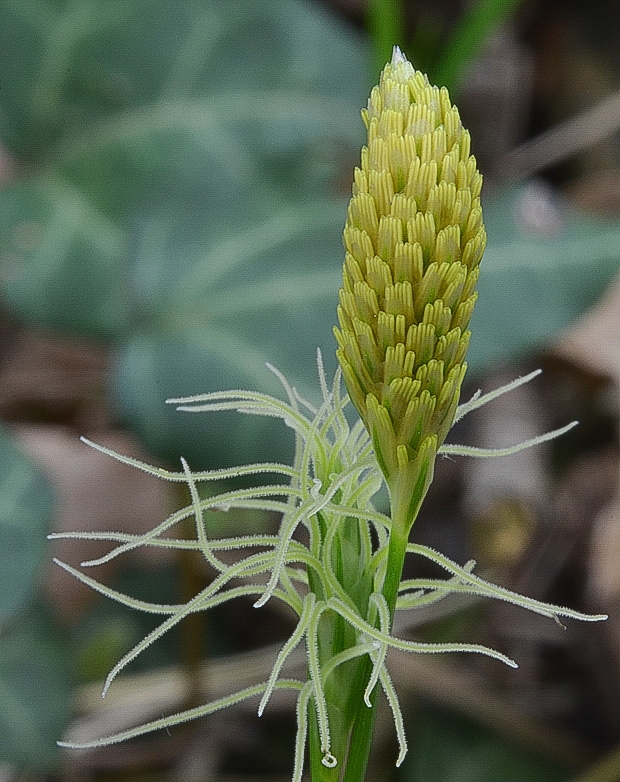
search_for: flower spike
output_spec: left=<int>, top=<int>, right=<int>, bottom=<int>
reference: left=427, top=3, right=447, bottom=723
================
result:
left=335, top=46, right=485, bottom=533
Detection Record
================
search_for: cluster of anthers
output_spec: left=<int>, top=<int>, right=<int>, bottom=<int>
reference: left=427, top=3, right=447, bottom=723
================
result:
left=335, top=47, right=486, bottom=525
left=53, top=355, right=603, bottom=780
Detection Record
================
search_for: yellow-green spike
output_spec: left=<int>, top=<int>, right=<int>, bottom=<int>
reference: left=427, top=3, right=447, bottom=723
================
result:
left=334, top=47, right=487, bottom=531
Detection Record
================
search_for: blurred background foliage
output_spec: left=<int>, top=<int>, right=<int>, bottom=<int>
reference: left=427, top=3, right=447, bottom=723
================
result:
left=0, top=0, right=618, bottom=779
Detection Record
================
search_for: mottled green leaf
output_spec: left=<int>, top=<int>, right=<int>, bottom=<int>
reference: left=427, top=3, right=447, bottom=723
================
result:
left=0, top=607, right=72, bottom=771
left=0, top=176, right=128, bottom=338
left=0, top=0, right=366, bottom=161
left=469, top=185, right=620, bottom=370
left=0, top=0, right=367, bottom=338
left=0, top=424, right=53, bottom=621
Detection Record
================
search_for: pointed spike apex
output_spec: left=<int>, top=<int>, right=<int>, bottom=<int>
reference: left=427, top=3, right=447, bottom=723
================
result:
left=391, top=45, right=407, bottom=66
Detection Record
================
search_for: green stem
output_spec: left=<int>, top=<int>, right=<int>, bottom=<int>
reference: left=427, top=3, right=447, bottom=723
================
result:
left=336, top=527, right=409, bottom=782
left=307, top=476, right=420, bottom=782
left=383, top=453, right=435, bottom=614
left=308, top=705, right=339, bottom=782
left=340, top=671, right=379, bottom=782
left=308, top=529, right=410, bottom=782
left=308, top=657, right=378, bottom=782
left=382, top=524, right=409, bottom=619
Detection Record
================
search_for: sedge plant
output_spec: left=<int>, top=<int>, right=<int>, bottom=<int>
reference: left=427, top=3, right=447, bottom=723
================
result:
left=52, top=48, right=606, bottom=782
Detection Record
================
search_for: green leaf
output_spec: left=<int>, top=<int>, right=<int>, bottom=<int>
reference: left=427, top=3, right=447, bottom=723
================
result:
left=468, top=185, right=620, bottom=371
left=367, top=0, right=405, bottom=78
left=432, top=0, right=523, bottom=92
left=113, top=191, right=350, bottom=466
left=0, top=175, right=128, bottom=338
left=0, top=606, right=72, bottom=771
left=0, top=0, right=367, bottom=338
left=0, top=424, right=53, bottom=621
left=0, top=0, right=367, bottom=161
left=114, top=333, right=295, bottom=468
left=400, top=705, right=569, bottom=782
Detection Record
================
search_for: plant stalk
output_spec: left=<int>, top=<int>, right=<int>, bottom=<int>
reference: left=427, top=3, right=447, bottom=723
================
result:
left=308, top=502, right=412, bottom=782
